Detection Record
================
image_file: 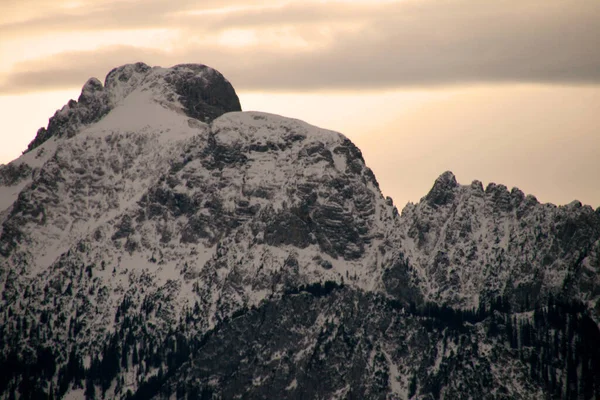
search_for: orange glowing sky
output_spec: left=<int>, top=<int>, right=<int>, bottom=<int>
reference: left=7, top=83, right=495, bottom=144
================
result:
left=1, top=0, right=599, bottom=208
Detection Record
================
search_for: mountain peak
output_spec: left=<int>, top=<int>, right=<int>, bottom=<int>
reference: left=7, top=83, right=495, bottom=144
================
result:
left=80, top=77, right=103, bottom=95
left=435, top=170, right=457, bottom=186
left=102, top=62, right=241, bottom=121
left=425, top=170, right=458, bottom=206
left=24, top=62, right=241, bottom=153
left=102, top=62, right=152, bottom=103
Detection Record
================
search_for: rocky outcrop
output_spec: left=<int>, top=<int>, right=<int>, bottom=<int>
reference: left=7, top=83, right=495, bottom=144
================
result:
left=25, top=77, right=111, bottom=152
left=0, top=162, right=31, bottom=186
left=425, top=170, right=458, bottom=207
left=166, top=64, right=241, bottom=123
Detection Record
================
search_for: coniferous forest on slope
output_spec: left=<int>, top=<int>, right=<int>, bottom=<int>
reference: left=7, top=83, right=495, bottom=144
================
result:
left=2, top=281, right=599, bottom=399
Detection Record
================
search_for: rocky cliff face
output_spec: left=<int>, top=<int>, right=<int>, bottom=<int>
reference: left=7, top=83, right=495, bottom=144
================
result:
left=0, top=63, right=599, bottom=400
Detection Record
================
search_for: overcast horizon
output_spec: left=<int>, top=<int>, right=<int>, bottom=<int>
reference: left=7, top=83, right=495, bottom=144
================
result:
left=1, top=0, right=600, bottom=208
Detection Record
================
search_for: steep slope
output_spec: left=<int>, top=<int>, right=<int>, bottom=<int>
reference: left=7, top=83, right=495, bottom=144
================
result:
left=0, top=63, right=599, bottom=400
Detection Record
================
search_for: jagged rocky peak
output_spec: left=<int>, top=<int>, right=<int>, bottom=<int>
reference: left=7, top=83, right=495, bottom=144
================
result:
left=80, top=77, right=104, bottom=96
left=24, top=62, right=241, bottom=153
left=425, top=170, right=458, bottom=206
left=399, top=170, right=600, bottom=312
left=423, top=171, right=541, bottom=212
left=469, top=179, right=484, bottom=192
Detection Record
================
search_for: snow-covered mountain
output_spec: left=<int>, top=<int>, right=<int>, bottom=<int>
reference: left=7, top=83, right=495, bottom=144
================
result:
left=0, top=62, right=599, bottom=400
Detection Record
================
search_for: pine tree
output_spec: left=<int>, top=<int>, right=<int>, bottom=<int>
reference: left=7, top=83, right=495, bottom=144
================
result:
left=85, top=377, right=96, bottom=400
left=408, top=374, right=418, bottom=398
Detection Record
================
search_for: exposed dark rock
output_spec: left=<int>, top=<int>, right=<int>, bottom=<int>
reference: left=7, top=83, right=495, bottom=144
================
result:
left=333, top=138, right=364, bottom=164
left=202, top=134, right=248, bottom=170
left=383, top=256, right=423, bottom=306
left=486, top=183, right=513, bottom=212
left=0, top=221, right=24, bottom=257
left=425, top=171, right=458, bottom=207
left=0, top=163, right=32, bottom=186
left=264, top=210, right=314, bottom=248
left=301, top=143, right=334, bottom=166
left=25, top=78, right=111, bottom=153
left=166, top=64, right=241, bottom=123
left=112, top=215, right=134, bottom=241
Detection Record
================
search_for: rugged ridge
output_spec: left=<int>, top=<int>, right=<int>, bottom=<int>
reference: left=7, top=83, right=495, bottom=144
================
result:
left=24, top=62, right=241, bottom=153
left=398, top=171, right=600, bottom=313
left=1, top=63, right=599, bottom=400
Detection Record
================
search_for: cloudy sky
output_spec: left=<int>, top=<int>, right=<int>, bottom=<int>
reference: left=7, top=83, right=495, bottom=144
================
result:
left=1, top=0, right=599, bottom=208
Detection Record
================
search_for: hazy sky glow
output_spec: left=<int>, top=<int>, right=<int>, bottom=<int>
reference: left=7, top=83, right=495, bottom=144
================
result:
left=1, top=0, right=599, bottom=208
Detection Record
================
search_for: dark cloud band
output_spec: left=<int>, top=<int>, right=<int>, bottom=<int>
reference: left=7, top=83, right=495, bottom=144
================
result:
left=1, top=0, right=599, bottom=94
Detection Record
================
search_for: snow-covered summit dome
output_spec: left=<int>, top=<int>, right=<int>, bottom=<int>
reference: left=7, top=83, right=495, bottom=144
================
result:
left=25, top=62, right=241, bottom=153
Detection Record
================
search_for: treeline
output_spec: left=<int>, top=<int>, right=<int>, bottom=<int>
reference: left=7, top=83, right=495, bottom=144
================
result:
left=284, top=280, right=344, bottom=297
left=388, top=294, right=513, bottom=332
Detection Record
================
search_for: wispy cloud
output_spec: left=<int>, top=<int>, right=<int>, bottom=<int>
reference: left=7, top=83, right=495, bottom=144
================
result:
left=0, top=0, right=277, bottom=34
left=2, top=0, right=599, bottom=94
